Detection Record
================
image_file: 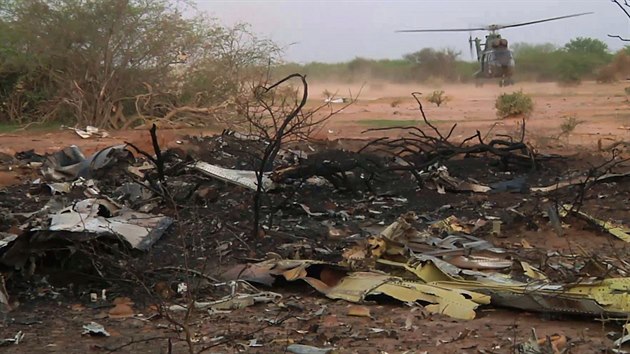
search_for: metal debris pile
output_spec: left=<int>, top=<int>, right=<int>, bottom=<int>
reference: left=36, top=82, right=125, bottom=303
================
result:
left=223, top=210, right=630, bottom=321
left=1, top=125, right=630, bottom=352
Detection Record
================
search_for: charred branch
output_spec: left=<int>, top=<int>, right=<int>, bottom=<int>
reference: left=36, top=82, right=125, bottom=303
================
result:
left=251, top=73, right=309, bottom=237
left=610, top=0, right=630, bottom=41
left=150, top=124, right=166, bottom=182
left=271, top=150, right=385, bottom=191
left=360, top=95, right=539, bottom=184
left=608, top=34, right=630, bottom=42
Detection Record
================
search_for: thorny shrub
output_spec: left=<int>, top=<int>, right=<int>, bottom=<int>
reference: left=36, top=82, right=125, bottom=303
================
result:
left=596, top=65, right=618, bottom=83
left=596, top=52, right=630, bottom=83
left=426, top=90, right=449, bottom=107
left=560, top=115, right=584, bottom=136
left=495, top=90, right=534, bottom=118
left=0, top=1, right=279, bottom=129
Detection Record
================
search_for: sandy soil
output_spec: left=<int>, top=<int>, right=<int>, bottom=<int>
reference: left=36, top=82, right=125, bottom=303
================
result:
left=309, top=80, right=630, bottom=147
left=0, top=80, right=628, bottom=155
left=1, top=81, right=629, bottom=353
left=3, top=80, right=627, bottom=186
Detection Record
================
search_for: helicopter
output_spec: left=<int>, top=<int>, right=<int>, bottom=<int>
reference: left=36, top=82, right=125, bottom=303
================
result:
left=396, top=12, right=593, bottom=86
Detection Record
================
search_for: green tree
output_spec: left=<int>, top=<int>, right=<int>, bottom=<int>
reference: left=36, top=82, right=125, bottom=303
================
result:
left=180, top=23, right=281, bottom=108
left=556, top=37, right=612, bottom=84
left=0, top=0, right=279, bottom=128
left=1, top=0, right=202, bottom=126
left=403, top=48, right=461, bottom=81
left=347, top=57, right=373, bottom=78
left=564, top=37, right=610, bottom=58
left=511, top=43, right=559, bottom=81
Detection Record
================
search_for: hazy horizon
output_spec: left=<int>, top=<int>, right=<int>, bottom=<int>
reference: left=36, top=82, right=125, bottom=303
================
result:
left=194, top=0, right=629, bottom=63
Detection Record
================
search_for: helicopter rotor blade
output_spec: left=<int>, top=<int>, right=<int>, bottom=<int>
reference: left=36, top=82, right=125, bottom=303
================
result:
left=396, top=26, right=487, bottom=33
left=493, top=12, right=593, bottom=30
left=396, top=12, right=593, bottom=33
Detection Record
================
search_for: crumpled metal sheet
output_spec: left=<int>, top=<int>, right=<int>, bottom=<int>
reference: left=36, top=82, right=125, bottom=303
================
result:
left=380, top=212, right=427, bottom=243
left=82, top=322, right=110, bottom=337
left=42, top=145, right=132, bottom=181
left=42, top=145, right=86, bottom=180
left=383, top=257, right=630, bottom=317
left=0, top=233, right=18, bottom=250
left=0, top=331, right=24, bottom=346
left=223, top=259, right=490, bottom=320
left=560, top=204, right=630, bottom=243
left=531, top=171, right=630, bottom=193
left=68, top=125, right=109, bottom=139
left=286, top=344, right=333, bottom=354
left=0, top=199, right=171, bottom=269
left=190, top=161, right=276, bottom=192
left=421, top=165, right=491, bottom=194
left=323, top=271, right=489, bottom=320
left=169, top=291, right=282, bottom=312
left=276, top=209, right=630, bottom=319
left=38, top=198, right=172, bottom=251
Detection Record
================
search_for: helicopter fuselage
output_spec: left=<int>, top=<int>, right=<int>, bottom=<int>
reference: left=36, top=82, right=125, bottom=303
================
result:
left=478, top=48, right=514, bottom=79
left=396, top=11, right=592, bottom=86
left=472, top=33, right=515, bottom=85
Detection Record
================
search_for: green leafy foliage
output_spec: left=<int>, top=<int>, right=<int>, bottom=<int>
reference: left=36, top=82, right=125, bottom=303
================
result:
left=274, top=49, right=467, bottom=84
left=564, top=37, right=610, bottom=58
left=426, top=90, right=449, bottom=107
left=509, top=38, right=613, bottom=84
left=0, top=0, right=279, bottom=127
left=511, top=43, right=560, bottom=81
left=274, top=58, right=416, bottom=83
left=556, top=55, right=586, bottom=85
left=403, top=48, right=461, bottom=81
left=0, top=8, right=621, bottom=129
left=277, top=37, right=615, bottom=86
left=495, top=91, right=533, bottom=118
left=556, top=38, right=612, bottom=85
left=560, top=116, right=583, bottom=136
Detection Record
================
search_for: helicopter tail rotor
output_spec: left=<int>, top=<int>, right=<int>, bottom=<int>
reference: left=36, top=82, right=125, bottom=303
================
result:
left=468, top=34, right=474, bottom=60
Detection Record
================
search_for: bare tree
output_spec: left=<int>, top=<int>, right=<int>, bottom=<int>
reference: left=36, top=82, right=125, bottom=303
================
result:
left=239, top=73, right=356, bottom=237
left=609, top=0, right=630, bottom=41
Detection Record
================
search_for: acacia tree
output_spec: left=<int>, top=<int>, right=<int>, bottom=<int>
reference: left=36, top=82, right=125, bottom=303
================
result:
left=403, top=48, right=461, bottom=81
left=0, top=0, right=279, bottom=128
left=0, top=0, right=199, bottom=126
left=556, top=37, right=611, bottom=84
left=511, top=43, right=559, bottom=81
left=179, top=23, right=281, bottom=110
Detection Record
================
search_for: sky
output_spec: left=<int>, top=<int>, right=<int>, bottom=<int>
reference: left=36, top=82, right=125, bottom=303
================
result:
left=194, top=0, right=630, bottom=63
